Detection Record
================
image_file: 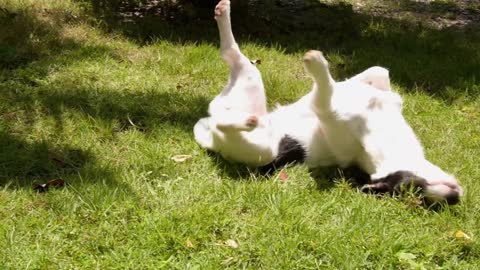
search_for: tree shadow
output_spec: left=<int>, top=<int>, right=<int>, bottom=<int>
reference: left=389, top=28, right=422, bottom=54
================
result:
left=81, top=0, right=480, bottom=100
left=1, top=75, right=207, bottom=192
left=399, top=0, right=480, bottom=24
left=309, top=165, right=371, bottom=191
left=1, top=0, right=211, bottom=133
left=204, top=150, right=264, bottom=180
left=0, top=3, right=209, bottom=191
left=205, top=147, right=371, bottom=190
left=1, top=85, right=209, bottom=134
left=0, top=130, right=129, bottom=192
left=0, top=1, right=83, bottom=69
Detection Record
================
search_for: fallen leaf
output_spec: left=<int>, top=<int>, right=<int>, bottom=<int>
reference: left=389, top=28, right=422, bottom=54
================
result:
left=396, top=252, right=424, bottom=269
left=33, top=178, right=66, bottom=193
left=225, top=239, right=239, bottom=249
left=185, top=239, right=194, bottom=248
left=279, top=171, right=288, bottom=181
left=50, top=157, right=66, bottom=167
left=171, top=155, right=192, bottom=163
left=33, top=183, right=48, bottom=193
left=397, top=252, right=416, bottom=261
left=250, top=59, right=261, bottom=65
left=126, top=114, right=147, bottom=131
left=454, top=230, right=472, bottom=241
left=222, top=257, right=235, bottom=266
left=47, top=178, right=65, bottom=188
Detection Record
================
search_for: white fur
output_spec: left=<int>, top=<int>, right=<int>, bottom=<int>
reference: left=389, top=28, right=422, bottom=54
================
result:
left=194, top=0, right=463, bottom=204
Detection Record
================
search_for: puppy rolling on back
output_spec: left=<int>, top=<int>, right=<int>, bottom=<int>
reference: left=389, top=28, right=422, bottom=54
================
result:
left=302, top=50, right=463, bottom=205
left=194, top=0, right=463, bottom=205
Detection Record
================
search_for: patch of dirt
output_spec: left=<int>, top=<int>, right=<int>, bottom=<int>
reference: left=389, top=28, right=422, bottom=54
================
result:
left=114, top=0, right=480, bottom=30
left=350, top=0, right=480, bottom=29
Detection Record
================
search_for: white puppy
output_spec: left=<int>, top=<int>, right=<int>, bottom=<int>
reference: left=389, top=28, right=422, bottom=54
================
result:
left=194, top=0, right=463, bottom=205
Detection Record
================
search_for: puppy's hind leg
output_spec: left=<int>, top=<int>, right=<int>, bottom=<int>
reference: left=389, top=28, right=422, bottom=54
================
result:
left=303, top=50, right=336, bottom=116
left=214, top=0, right=267, bottom=117
left=215, top=0, right=249, bottom=68
left=215, top=0, right=237, bottom=64
left=349, top=66, right=392, bottom=92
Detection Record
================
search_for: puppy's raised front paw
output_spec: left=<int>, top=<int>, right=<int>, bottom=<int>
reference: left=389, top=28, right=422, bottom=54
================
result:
left=303, top=50, right=328, bottom=67
left=303, top=50, right=330, bottom=78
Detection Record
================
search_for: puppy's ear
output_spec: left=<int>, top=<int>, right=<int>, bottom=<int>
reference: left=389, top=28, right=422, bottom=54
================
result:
left=194, top=117, right=215, bottom=150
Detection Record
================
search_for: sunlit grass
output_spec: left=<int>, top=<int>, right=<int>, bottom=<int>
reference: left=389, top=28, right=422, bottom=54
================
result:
left=0, top=0, right=479, bottom=268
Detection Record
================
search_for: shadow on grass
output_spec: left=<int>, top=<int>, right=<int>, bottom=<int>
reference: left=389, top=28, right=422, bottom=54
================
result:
left=0, top=131, right=128, bottom=192
left=204, top=148, right=465, bottom=209
left=205, top=150, right=260, bottom=180
left=309, top=165, right=371, bottom=190
left=0, top=2, right=210, bottom=191
left=0, top=80, right=205, bottom=191
left=1, top=83, right=209, bottom=134
left=207, top=149, right=370, bottom=192
left=80, top=0, right=480, bottom=100
left=0, top=1, right=84, bottom=69
left=1, top=2, right=209, bottom=132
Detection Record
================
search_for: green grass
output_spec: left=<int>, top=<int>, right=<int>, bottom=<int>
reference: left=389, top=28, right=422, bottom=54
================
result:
left=1, top=0, right=480, bottom=268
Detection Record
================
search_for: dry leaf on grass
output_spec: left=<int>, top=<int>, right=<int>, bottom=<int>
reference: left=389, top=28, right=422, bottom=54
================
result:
left=33, top=178, right=66, bottom=193
left=453, top=230, right=472, bottom=241
left=126, top=114, right=147, bottom=131
left=225, top=239, right=239, bottom=249
left=250, top=59, right=261, bottom=65
left=185, top=239, right=194, bottom=248
left=171, top=155, right=192, bottom=163
left=279, top=171, right=288, bottom=182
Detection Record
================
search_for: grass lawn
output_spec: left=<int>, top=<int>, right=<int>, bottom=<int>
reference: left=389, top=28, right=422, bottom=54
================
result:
left=1, top=0, right=479, bottom=268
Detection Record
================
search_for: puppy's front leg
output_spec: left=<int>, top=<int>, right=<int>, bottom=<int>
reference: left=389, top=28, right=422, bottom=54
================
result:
left=303, top=50, right=336, bottom=117
left=214, top=0, right=267, bottom=117
left=214, top=112, right=259, bottom=132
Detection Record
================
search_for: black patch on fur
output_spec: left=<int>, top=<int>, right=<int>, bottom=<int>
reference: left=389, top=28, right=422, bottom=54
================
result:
left=362, top=171, right=428, bottom=195
left=363, top=171, right=462, bottom=206
left=258, top=135, right=306, bottom=175
left=444, top=192, right=460, bottom=205
left=342, top=165, right=371, bottom=186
